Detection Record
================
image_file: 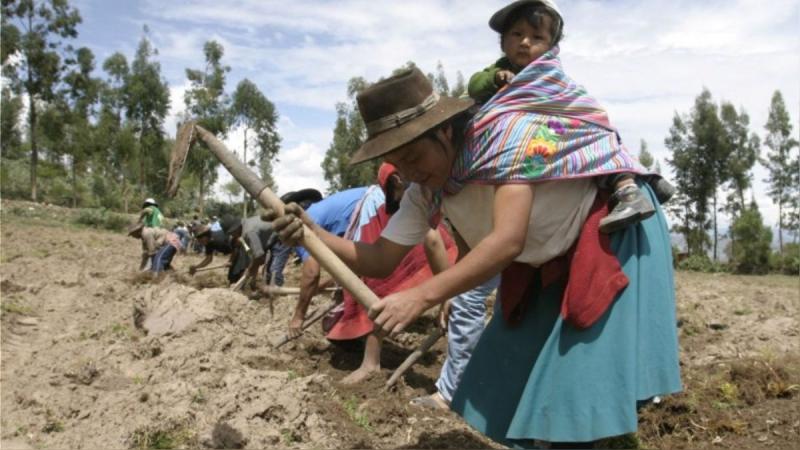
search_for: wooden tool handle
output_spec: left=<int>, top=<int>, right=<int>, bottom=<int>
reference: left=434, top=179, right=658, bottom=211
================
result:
left=385, top=327, right=445, bottom=388
left=195, top=125, right=378, bottom=311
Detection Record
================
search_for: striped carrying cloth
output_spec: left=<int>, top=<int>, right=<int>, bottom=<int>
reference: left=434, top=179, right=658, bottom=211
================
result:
left=443, top=47, right=645, bottom=196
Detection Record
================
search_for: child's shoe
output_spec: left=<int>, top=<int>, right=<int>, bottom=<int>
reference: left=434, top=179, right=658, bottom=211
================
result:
left=599, top=184, right=656, bottom=234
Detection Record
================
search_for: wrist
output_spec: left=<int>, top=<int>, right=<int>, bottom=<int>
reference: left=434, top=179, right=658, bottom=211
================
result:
left=413, top=281, right=444, bottom=310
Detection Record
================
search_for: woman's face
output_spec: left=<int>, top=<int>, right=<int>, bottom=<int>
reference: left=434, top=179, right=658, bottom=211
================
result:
left=384, top=127, right=456, bottom=190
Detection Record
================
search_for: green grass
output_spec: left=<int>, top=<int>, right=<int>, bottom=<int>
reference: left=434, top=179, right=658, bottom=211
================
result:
left=42, top=420, right=64, bottom=433
left=281, top=428, right=299, bottom=445
left=0, top=299, right=32, bottom=315
left=191, top=389, right=206, bottom=404
left=343, top=396, right=373, bottom=432
left=130, top=422, right=194, bottom=450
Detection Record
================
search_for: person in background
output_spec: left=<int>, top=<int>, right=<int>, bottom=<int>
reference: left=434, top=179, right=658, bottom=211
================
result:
left=221, top=215, right=278, bottom=286
left=139, top=198, right=163, bottom=228
left=128, top=223, right=182, bottom=273
left=173, top=221, right=190, bottom=254
left=188, top=223, right=235, bottom=280
left=268, top=189, right=323, bottom=286
left=209, top=216, right=222, bottom=232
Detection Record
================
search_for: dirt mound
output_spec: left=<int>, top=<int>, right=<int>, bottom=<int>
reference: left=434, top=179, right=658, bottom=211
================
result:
left=132, top=285, right=237, bottom=336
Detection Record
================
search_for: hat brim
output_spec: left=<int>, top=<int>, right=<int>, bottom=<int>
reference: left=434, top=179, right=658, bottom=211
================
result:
left=127, top=223, right=145, bottom=236
left=489, top=0, right=558, bottom=32
left=349, top=96, right=474, bottom=166
left=280, top=188, right=323, bottom=205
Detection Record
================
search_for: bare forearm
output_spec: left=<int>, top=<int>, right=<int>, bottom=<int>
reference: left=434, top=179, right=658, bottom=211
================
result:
left=423, top=228, right=450, bottom=275
left=294, top=259, right=321, bottom=320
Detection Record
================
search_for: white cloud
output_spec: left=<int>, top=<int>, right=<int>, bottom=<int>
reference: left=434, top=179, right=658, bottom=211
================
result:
left=272, top=141, right=328, bottom=196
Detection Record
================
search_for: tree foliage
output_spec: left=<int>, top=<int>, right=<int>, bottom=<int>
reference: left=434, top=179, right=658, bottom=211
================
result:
left=127, top=31, right=170, bottom=195
left=231, top=78, right=281, bottom=206
left=638, top=139, right=654, bottom=170
left=666, top=89, right=740, bottom=259
left=184, top=40, right=231, bottom=213
left=1, top=87, right=24, bottom=158
left=728, top=201, right=773, bottom=274
left=763, top=91, right=799, bottom=252
left=1, top=0, right=82, bottom=201
left=321, top=76, right=378, bottom=192
left=719, top=102, right=759, bottom=218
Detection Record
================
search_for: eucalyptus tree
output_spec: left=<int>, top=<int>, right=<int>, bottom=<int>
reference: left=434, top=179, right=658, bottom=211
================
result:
left=183, top=40, right=232, bottom=214
left=763, top=91, right=799, bottom=252
left=230, top=78, right=281, bottom=214
left=1, top=0, right=82, bottom=201
left=127, top=31, right=170, bottom=195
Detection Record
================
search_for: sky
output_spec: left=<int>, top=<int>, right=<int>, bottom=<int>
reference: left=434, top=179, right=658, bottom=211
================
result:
left=62, top=0, right=800, bottom=232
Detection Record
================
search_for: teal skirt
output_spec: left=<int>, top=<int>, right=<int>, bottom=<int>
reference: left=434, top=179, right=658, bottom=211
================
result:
left=450, top=185, right=682, bottom=446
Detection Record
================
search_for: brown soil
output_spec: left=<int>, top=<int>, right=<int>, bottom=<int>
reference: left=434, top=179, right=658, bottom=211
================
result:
left=1, top=200, right=798, bottom=449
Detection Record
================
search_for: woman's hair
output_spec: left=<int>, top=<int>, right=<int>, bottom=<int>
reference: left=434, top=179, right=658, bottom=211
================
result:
left=409, top=109, right=474, bottom=155
left=384, top=175, right=402, bottom=214
left=500, top=3, right=563, bottom=48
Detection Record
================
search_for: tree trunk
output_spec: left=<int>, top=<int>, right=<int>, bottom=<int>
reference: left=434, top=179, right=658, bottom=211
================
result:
left=139, top=123, right=146, bottom=191
left=737, top=187, right=745, bottom=213
left=198, top=173, right=206, bottom=216
left=713, top=192, right=718, bottom=261
left=242, top=127, right=248, bottom=216
left=778, top=201, right=783, bottom=253
left=28, top=93, right=38, bottom=202
left=26, top=11, right=38, bottom=203
left=684, top=204, right=691, bottom=256
left=122, top=177, right=129, bottom=213
left=71, top=156, right=78, bottom=208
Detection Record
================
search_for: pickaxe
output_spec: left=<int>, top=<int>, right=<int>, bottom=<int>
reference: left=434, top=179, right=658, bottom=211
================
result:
left=167, top=122, right=380, bottom=313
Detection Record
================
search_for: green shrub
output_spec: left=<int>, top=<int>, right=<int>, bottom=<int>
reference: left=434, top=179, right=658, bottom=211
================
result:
left=74, top=208, right=129, bottom=232
left=728, top=204, right=773, bottom=274
left=677, top=254, right=728, bottom=273
left=770, top=243, right=800, bottom=275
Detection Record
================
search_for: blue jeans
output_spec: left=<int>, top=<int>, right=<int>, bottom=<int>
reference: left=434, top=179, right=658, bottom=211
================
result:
left=435, top=275, right=499, bottom=402
left=174, top=229, right=190, bottom=250
left=151, top=244, right=177, bottom=273
left=268, top=242, right=292, bottom=286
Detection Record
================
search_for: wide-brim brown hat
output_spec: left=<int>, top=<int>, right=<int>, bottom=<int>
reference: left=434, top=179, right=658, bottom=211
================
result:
left=488, top=0, right=563, bottom=33
left=349, top=68, right=474, bottom=165
left=127, top=222, right=144, bottom=237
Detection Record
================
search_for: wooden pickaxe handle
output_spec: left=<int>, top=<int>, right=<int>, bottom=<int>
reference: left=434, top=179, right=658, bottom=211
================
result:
left=194, top=125, right=379, bottom=312
left=193, top=264, right=227, bottom=273
left=271, top=301, right=339, bottom=348
left=259, top=285, right=339, bottom=296
left=385, top=327, right=445, bottom=388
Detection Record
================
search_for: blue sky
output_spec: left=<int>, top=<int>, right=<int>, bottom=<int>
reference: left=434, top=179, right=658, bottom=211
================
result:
left=68, top=0, right=799, bottom=232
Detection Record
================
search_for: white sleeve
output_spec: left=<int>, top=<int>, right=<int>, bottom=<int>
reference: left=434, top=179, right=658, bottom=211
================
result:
left=381, top=183, right=432, bottom=246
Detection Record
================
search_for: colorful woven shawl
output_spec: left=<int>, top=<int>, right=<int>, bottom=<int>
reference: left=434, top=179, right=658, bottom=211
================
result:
left=442, top=46, right=645, bottom=197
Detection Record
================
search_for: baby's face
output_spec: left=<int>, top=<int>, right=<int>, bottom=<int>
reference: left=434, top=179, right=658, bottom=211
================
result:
left=502, top=16, right=554, bottom=69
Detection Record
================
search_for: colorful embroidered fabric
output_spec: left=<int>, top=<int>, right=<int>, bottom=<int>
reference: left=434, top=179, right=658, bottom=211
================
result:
left=426, top=47, right=646, bottom=225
